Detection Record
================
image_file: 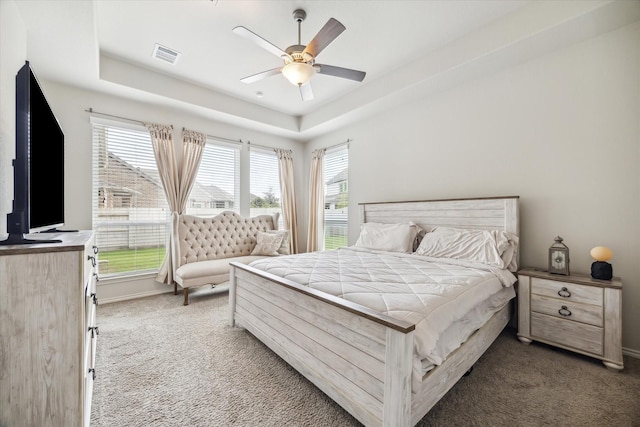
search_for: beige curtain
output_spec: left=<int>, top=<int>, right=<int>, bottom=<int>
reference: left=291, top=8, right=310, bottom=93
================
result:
left=275, top=148, right=298, bottom=254
left=307, top=148, right=325, bottom=252
left=146, top=123, right=178, bottom=284
left=146, top=124, right=207, bottom=285
left=178, top=129, right=206, bottom=212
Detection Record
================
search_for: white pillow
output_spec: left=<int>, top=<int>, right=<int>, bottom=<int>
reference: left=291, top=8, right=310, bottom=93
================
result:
left=354, top=222, right=421, bottom=253
left=266, top=230, right=290, bottom=255
left=251, top=231, right=284, bottom=256
left=415, top=227, right=517, bottom=269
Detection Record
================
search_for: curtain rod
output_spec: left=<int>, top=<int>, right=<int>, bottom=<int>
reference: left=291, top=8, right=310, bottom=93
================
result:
left=182, top=127, right=242, bottom=145
left=85, top=108, right=149, bottom=126
left=324, top=138, right=351, bottom=152
left=86, top=108, right=174, bottom=129
left=247, top=141, right=278, bottom=151
left=85, top=109, right=242, bottom=144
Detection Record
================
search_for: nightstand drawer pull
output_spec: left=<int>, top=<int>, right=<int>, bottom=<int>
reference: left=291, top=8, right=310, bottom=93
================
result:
left=558, top=305, right=572, bottom=317
left=558, top=287, right=571, bottom=298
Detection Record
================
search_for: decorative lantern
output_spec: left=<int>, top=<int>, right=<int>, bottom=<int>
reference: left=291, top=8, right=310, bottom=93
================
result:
left=549, top=236, right=570, bottom=275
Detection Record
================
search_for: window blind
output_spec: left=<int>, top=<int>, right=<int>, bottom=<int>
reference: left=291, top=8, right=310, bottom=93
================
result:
left=91, top=121, right=169, bottom=277
left=323, top=145, right=348, bottom=250
left=249, top=147, right=283, bottom=228
left=185, top=139, right=240, bottom=216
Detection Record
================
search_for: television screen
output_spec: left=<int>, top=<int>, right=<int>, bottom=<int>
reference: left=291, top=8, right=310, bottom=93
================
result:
left=1, top=61, right=65, bottom=245
left=28, top=70, right=65, bottom=232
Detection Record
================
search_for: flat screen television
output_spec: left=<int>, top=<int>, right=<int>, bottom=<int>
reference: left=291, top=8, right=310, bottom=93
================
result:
left=1, top=61, right=65, bottom=245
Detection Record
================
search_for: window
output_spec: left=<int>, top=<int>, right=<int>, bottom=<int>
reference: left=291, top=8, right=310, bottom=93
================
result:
left=92, top=120, right=169, bottom=277
left=323, top=145, right=348, bottom=250
left=185, top=139, right=240, bottom=216
left=250, top=147, right=282, bottom=227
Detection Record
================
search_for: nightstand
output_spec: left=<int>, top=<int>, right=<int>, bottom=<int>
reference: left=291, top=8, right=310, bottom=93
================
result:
left=517, top=268, right=623, bottom=371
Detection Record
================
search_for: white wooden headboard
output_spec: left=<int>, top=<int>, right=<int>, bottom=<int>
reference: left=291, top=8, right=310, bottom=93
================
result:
left=358, top=196, right=519, bottom=236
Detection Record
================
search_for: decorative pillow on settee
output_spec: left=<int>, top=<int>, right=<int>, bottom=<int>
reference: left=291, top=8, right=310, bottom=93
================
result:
left=251, top=231, right=284, bottom=256
left=267, top=230, right=290, bottom=255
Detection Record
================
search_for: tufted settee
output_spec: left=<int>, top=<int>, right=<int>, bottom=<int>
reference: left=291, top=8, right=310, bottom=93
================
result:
left=172, top=210, right=282, bottom=305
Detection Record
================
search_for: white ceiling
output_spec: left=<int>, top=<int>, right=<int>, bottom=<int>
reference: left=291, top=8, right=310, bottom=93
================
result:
left=12, top=1, right=640, bottom=139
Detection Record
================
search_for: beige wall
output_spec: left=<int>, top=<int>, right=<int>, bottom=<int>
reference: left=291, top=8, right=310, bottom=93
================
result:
left=304, top=22, right=640, bottom=353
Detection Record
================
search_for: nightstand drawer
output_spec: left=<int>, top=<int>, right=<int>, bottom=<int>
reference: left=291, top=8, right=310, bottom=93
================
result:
left=531, top=278, right=603, bottom=306
left=531, top=294, right=603, bottom=327
left=531, top=312, right=603, bottom=355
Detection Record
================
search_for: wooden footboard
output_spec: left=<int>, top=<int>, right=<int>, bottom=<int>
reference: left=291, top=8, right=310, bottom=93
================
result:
left=229, top=262, right=511, bottom=427
left=230, top=262, right=416, bottom=427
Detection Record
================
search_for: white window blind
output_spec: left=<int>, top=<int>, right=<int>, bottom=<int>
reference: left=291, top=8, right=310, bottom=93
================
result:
left=91, top=121, right=169, bottom=277
left=185, top=139, right=240, bottom=216
left=249, top=147, right=283, bottom=227
left=323, top=145, right=348, bottom=249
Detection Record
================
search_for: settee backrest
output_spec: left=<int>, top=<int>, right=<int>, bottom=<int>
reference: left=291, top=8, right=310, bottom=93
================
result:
left=175, top=211, right=279, bottom=266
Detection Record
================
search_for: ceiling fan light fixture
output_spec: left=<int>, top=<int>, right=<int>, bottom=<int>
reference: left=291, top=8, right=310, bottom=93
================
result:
left=282, top=62, right=315, bottom=86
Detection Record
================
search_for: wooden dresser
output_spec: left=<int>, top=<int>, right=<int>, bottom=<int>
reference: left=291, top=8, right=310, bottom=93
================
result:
left=0, top=231, right=98, bottom=426
left=517, top=267, right=623, bottom=371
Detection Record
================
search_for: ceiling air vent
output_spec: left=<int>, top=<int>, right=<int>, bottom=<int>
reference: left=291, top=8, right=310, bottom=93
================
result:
left=153, top=44, right=180, bottom=64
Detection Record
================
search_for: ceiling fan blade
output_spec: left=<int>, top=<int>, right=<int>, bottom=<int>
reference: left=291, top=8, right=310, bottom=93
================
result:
left=303, top=18, right=345, bottom=58
left=233, top=26, right=291, bottom=60
left=240, top=68, right=282, bottom=84
left=315, top=64, right=366, bottom=82
left=299, top=83, right=314, bottom=101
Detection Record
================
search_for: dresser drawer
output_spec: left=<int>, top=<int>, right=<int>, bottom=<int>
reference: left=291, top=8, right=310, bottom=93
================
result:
left=84, top=240, right=97, bottom=285
left=531, top=312, right=603, bottom=356
left=531, top=277, right=603, bottom=306
left=531, top=294, right=603, bottom=327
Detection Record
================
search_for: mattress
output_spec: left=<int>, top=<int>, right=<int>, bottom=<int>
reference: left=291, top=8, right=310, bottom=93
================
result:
left=248, top=246, right=517, bottom=384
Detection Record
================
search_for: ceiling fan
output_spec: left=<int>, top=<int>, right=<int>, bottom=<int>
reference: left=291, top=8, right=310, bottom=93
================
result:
left=233, top=9, right=366, bottom=101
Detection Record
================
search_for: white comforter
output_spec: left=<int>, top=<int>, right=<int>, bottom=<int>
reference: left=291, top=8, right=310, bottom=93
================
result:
left=249, top=246, right=517, bottom=366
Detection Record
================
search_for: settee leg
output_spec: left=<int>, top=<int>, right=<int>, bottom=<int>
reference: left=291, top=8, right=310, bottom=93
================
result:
left=183, top=288, right=189, bottom=306
left=174, top=282, right=177, bottom=295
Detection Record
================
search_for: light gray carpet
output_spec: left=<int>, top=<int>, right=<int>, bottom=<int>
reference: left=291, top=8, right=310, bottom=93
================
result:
left=91, top=286, right=640, bottom=426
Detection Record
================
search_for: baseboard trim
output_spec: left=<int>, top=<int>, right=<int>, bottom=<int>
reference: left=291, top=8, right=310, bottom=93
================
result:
left=99, top=288, right=173, bottom=304
left=623, top=347, right=640, bottom=360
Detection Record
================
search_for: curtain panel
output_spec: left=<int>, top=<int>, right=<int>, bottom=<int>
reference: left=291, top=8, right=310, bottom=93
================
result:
left=146, top=124, right=206, bottom=286
left=145, top=123, right=178, bottom=285
left=307, top=148, right=325, bottom=252
left=275, top=148, right=298, bottom=254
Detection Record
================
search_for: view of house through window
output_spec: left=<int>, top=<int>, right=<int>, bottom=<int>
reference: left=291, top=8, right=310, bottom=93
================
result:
left=92, top=121, right=168, bottom=277
left=250, top=147, right=283, bottom=228
left=185, top=140, right=240, bottom=216
left=323, top=145, right=348, bottom=250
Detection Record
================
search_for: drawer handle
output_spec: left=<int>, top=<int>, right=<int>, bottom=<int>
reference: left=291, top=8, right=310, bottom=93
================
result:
left=89, top=326, right=99, bottom=338
left=93, top=245, right=99, bottom=255
left=88, top=255, right=96, bottom=268
left=558, top=305, right=572, bottom=317
left=88, top=368, right=96, bottom=381
left=91, top=293, right=98, bottom=305
left=558, top=287, right=571, bottom=298
left=93, top=272, right=100, bottom=282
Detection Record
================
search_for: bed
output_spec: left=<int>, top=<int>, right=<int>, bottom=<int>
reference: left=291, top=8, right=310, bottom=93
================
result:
left=229, top=196, right=519, bottom=426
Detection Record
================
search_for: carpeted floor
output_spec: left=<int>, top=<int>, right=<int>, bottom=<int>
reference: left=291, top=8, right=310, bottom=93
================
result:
left=91, top=286, right=640, bottom=426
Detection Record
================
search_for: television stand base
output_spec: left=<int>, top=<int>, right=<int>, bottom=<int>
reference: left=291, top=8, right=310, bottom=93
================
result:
left=0, top=233, right=62, bottom=246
